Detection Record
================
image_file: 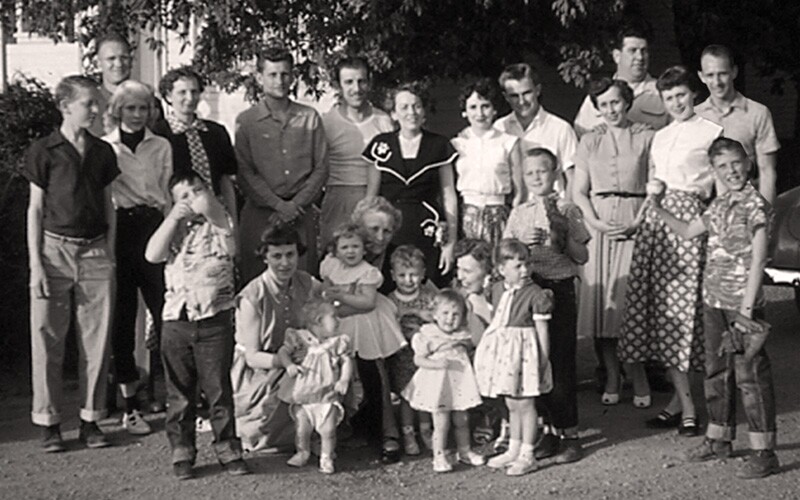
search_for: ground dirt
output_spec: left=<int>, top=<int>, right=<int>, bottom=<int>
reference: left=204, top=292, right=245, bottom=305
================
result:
left=1, top=287, right=799, bottom=500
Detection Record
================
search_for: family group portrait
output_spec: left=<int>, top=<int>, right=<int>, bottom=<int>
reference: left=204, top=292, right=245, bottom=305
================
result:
left=1, top=0, right=800, bottom=498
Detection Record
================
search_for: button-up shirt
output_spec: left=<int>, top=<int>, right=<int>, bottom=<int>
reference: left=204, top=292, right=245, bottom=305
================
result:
left=573, top=74, right=669, bottom=136
left=23, top=130, right=120, bottom=238
left=503, top=195, right=591, bottom=280
left=701, top=183, right=772, bottom=310
left=451, top=127, right=520, bottom=205
left=494, top=107, right=578, bottom=173
left=104, top=127, right=172, bottom=212
left=163, top=217, right=236, bottom=321
left=695, top=92, right=780, bottom=168
left=234, top=99, right=329, bottom=209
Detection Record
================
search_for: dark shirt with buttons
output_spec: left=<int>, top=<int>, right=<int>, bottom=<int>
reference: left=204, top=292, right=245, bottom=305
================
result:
left=233, top=100, right=328, bottom=210
left=24, top=130, right=120, bottom=238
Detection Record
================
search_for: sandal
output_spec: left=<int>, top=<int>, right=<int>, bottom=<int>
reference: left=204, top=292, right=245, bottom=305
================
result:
left=645, top=410, right=682, bottom=429
left=678, top=416, right=699, bottom=437
left=381, top=437, right=401, bottom=464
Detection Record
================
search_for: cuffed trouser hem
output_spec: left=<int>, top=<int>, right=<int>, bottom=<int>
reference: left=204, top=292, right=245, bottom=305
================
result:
left=214, top=439, right=244, bottom=465
left=706, top=422, right=734, bottom=442
left=171, top=446, right=197, bottom=465
left=748, top=431, right=776, bottom=451
left=32, top=412, right=60, bottom=427
left=79, top=408, right=107, bottom=422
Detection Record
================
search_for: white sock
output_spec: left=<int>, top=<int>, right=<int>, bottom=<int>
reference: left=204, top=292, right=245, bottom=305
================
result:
left=507, top=439, right=521, bottom=456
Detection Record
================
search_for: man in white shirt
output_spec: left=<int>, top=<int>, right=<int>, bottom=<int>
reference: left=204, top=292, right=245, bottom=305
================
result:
left=696, top=44, right=780, bottom=203
left=495, top=63, right=578, bottom=199
left=573, top=26, right=669, bottom=137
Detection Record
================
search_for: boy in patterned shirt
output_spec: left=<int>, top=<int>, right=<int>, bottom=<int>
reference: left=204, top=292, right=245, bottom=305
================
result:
left=650, top=137, right=778, bottom=479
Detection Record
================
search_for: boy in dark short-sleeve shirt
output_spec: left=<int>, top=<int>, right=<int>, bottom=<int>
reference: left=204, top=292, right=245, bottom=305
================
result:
left=25, top=75, right=119, bottom=453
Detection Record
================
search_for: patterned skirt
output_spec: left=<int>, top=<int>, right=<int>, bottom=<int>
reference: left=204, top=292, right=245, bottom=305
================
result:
left=617, top=189, right=706, bottom=372
left=462, top=203, right=509, bottom=249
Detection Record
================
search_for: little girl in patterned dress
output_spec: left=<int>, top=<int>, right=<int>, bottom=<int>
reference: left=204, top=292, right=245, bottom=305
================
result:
left=402, top=289, right=485, bottom=472
left=474, top=239, right=553, bottom=476
left=387, top=245, right=436, bottom=455
left=277, top=298, right=354, bottom=474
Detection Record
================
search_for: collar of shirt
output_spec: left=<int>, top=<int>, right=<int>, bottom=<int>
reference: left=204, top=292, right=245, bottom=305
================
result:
left=44, top=129, right=103, bottom=153
left=167, top=113, right=209, bottom=134
left=460, top=127, right=502, bottom=141
left=722, top=181, right=758, bottom=204
left=697, top=92, right=749, bottom=118
left=254, top=98, right=302, bottom=123
left=503, top=277, right=532, bottom=292
left=504, top=106, right=551, bottom=135
left=520, top=192, right=560, bottom=207
left=104, top=127, right=159, bottom=151
left=613, top=73, right=659, bottom=98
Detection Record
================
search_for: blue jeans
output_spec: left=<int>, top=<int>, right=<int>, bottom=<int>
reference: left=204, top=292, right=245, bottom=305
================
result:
left=161, top=309, right=241, bottom=464
left=703, top=307, right=776, bottom=450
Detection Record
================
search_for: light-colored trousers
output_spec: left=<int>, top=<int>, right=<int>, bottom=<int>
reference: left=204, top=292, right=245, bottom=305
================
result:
left=30, top=232, right=115, bottom=426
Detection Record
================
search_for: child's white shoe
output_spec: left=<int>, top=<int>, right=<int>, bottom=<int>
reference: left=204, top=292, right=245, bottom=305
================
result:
left=319, top=454, right=335, bottom=474
left=432, top=454, right=452, bottom=473
left=457, top=450, right=486, bottom=466
left=487, top=450, right=518, bottom=469
left=506, top=455, right=538, bottom=476
left=286, top=451, right=311, bottom=467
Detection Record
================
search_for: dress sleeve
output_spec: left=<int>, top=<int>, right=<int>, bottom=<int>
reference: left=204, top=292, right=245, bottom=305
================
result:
left=358, top=263, right=384, bottom=287
left=531, top=287, right=554, bottom=321
left=410, top=331, right=431, bottom=357
left=362, top=133, right=389, bottom=163
left=319, top=254, right=339, bottom=281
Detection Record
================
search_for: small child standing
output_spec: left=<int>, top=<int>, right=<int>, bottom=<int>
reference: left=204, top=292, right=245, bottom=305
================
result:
left=402, top=289, right=485, bottom=472
left=503, top=147, right=590, bottom=464
left=474, top=239, right=553, bottom=476
left=144, top=171, right=249, bottom=479
left=650, top=137, right=779, bottom=479
left=25, top=75, right=119, bottom=452
left=277, top=298, right=354, bottom=474
left=387, top=245, right=436, bottom=455
left=451, top=78, right=524, bottom=247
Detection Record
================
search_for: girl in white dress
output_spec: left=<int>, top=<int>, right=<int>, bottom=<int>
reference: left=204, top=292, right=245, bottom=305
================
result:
left=402, top=289, right=484, bottom=472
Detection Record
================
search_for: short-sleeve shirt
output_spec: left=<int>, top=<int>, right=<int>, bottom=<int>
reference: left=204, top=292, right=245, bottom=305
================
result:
left=104, top=127, right=173, bottom=212
left=574, top=125, right=654, bottom=194
left=695, top=93, right=780, bottom=168
left=322, top=105, right=395, bottom=187
left=573, top=75, right=669, bottom=136
left=23, top=130, right=120, bottom=238
left=651, top=114, right=723, bottom=199
left=451, top=127, right=520, bottom=205
left=701, top=183, right=772, bottom=310
left=163, top=216, right=236, bottom=322
left=494, top=107, right=578, bottom=174
left=503, top=195, right=591, bottom=280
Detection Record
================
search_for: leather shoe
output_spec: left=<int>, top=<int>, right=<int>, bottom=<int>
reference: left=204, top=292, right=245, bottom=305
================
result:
left=533, top=433, right=560, bottom=460
left=645, top=411, right=682, bottom=429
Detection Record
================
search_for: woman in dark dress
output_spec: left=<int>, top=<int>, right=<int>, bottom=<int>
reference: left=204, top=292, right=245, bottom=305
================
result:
left=363, top=82, right=458, bottom=287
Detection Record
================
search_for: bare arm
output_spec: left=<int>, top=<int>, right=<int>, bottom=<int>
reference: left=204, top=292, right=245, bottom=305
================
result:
left=27, top=184, right=47, bottom=298
left=535, top=318, right=550, bottom=363
left=238, top=298, right=282, bottom=370
left=439, top=164, right=458, bottom=274
left=651, top=204, right=707, bottom=239
left=366, top=164, right=381, bottom=198
left=334, top=356, right=355, bottom=394
left=756, top=153, right=777, bottom=204
left=510, top=140, right=525, bottom=206
left=145, top=201, right=191, bottom=263
left=739, top=226, right=768, bottom=317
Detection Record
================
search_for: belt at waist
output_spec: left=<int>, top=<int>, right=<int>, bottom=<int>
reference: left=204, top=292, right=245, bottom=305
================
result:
left=117, top=205, right=162, bottom=217
left=592, top=191, right=646, bottom=199
left=44, top=231, right=105, bottom=246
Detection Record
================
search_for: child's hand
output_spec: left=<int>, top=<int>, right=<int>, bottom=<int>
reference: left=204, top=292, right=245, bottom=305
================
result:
left=285, top=364, right=305, bottom=378
left=530, top=227, right=549, bottom=246
left=167, top=200, right=194, bottom=222
left=646, top=179, right=666, bottom=205
left=334, top=378, right=350, bottom=395
left=190, top=191, right=213, bottom=216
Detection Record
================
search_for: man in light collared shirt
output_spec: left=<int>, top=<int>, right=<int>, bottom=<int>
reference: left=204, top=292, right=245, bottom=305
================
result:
left=495, top=63, right=578, bottom=199
left=696, top=44, right=780, bottom=203
left=235, top=46, right=329, bottom=281
left=573, top=25, right=669, bottom=137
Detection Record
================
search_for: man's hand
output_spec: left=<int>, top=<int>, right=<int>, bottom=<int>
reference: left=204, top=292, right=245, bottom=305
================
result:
left=30, top=264, right=49, bottom=299
left=439, top=242, right=455, bottom=274
left=276, top=201, right=304, bottom=223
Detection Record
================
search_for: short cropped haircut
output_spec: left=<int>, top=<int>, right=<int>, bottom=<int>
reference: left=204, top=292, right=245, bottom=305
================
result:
left=54, top=75, right=98, bottom=108
left=656, top=65, right=699, bottom=93
left=168, top=170, right=205, bottom=193
left=389, top=81, right=430, bottom=112
left=432, top=288, right=468, bottom=327
left=159, top=66, right=205, bottom=103
left=351, top=196, right=403, bottom=233
left=701, top=44, right=736, bottom=68
left=96, top=31, right=131, bottom=53
left=256, top=223, right=306, bottom=260
left=459, top=77, right=503, bottom=112
left=498, top=63, right=541, bottom=89
left=524, top=147, right=558, bottom=171
left=106, top=80, right=155, bottom=127
left=302, top=295, right=337, bottom=328
left=494, top=238, right=530, bottom=265
left=390, top=245, right=426, bottom=272
left=588, top=77, right=634, bottom=112
left=328, top=223, right=366, bottom=256
left=332, top=56, right=371, bottom=87
left=454, top=239, right=492, bottom=274
left=614, top=23, right=651, bottom=50
left=707, top=137, right=747, bottom=162
left=257, top=45, right=294, bottom=72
